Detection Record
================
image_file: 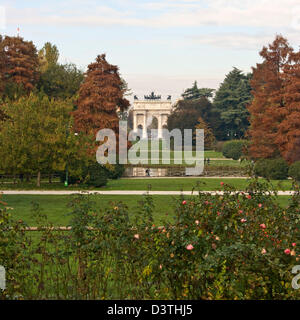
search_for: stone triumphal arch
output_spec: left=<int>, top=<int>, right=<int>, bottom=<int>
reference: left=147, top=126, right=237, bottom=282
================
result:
left=132, top=92, right=173, bottom=139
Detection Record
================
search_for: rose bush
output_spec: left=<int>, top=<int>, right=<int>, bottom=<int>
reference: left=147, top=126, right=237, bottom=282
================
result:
left=0, top=178, right=300, bottom=299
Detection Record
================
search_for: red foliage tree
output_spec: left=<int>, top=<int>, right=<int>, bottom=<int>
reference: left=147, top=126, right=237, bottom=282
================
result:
left=73, top=54, right=129, bottom=149
left=248, top=35, right=294, bottom=159
left=276, top=52, right=300, bottom=163
left=0, top=35, right=40, bottom=94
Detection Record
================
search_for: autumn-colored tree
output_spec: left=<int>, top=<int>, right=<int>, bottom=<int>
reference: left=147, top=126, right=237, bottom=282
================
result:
left=195, top=117, right=216, bottom=149
left=73, top=54, right=129, bottom=148
left=248, top=35, right=294, bottom=159
left=0, top=35, right=40, bottom=98
left=275, top=51, right=300, bottom=164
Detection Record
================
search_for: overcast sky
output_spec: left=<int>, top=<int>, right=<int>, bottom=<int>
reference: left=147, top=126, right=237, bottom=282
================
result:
left=1, top=0, right=300, bottom=101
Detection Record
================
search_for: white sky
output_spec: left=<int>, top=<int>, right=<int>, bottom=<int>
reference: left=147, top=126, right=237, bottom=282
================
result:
left=1, top=0, right=300, bottom=101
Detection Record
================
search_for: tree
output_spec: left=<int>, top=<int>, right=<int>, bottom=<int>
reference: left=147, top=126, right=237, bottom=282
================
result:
left=38, top=63, right=84, bottom=100
left=182, top=81, right=215, bottom=100
left=168, top=97, right=214, bottom=132
left=0, top=93, right=89, bottom=186
left=276, top=51, right=300, bottom=164
left=38, top=42, right=59, bottom=72
left=73, top=54, right=130, bottom=144
left=213, top=68, right=252, bottom=140
left=248, top=35, right=294, bottom=160
left=195, top=117, right=216, bottom=149
left=0, top=35, right=39, bottom=98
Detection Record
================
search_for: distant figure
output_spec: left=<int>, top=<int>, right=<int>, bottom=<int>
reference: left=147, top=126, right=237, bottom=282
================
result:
left=146, top=168, right=150, bottom=177
left=167, top=95, right=171, bottom=100
left=134, top=95, right=138, bottom=100
left=207, top=158, right=210, bottom=165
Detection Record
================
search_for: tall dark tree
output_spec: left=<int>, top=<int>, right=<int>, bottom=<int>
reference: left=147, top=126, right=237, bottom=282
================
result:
left=73, top=54, right=130, bottom=142
left=167, top=97, right=215, bottom=140
left=182, top=81, right=214, bottom=100
left=0, top=35, right=39, bottom=98
left=213, top=67, right=252, bottom=140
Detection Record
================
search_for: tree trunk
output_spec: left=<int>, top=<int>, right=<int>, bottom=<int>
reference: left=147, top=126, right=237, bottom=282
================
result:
left=37, top=171, right=41, bottom=187
left=49, top=173, right=52, bottom=184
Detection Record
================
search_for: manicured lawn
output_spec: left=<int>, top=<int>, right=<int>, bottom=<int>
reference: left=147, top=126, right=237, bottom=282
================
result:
left=2, top=194, right=293, bottom=226
left=2, top=194, right=176, bottom=226
left=208, top=160, right=248, bottom=167
left=104, top=178, right=293, bottom=191
left=0, top=177, right=293, bottom=191
left=204, top=151, right=224, bottom=158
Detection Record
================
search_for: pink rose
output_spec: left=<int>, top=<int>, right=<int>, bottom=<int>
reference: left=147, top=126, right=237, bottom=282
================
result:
left=258, top=203, right=262, bottom=208
left=292, top=243, right=296, bottom=247
left=220, top=182, right=224, bottom=186
left=134, top=234, right=140, bottom=239
left=182, top=200, right=187, bottom=205
left=284, top=249, right=291, bottom=255
left=195, top=220, right=200, bottom=225
left=261, top=248, right=267, bottom=254
left=241, top=218, right=247, bottom=223
left=260, top=224, right=266, bottom=229
left=159, top=264, right=163, bottom=270
left=186, top=244, right=194, bottom=251
left=247, top=195, right=252, bottom=199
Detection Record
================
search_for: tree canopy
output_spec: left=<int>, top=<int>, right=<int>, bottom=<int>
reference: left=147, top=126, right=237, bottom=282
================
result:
left=73, top=54, right=129, bottom=138
left=213, top=67, right=252, bottom=140
left=248, top=35, right=294, bottom=160
left=0, top=35, right=40, bottom=99
left=182, top=81, right=215, bottom=100
left=0, top=93, right=89, bottom=186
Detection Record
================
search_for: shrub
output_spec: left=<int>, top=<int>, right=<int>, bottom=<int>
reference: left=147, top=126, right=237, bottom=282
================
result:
left=84, top=162, right=108, bottom=187
left=289, top=161, right=300, bottom=182
left=1, top=179, right=300, bottom=300
left=58, top=163, right=108, bottom=186
left=254, top=158, right=289, bottom=180
left=58, top=171, right=81, bottom=185
left=222, top=140, right=248, bottom=160
left=214, top=141, right=225, bottom=153
left=104, top=163, right=125, bottom=179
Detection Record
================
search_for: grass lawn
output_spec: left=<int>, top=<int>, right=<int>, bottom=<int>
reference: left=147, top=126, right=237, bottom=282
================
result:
left=2, top=194, right=293, bottom=226
left=103, top=178, right=293, bottom=191
left=0, top=177, right=294, bottom=191
left=204, top=151, right=224, bottom=158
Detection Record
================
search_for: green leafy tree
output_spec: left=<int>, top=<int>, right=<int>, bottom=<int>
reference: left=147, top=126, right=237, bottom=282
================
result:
left=0, top=93, right=89, bottom=186
left=38, top=42, right=59, bottom=72
left=213, top=68, right=252, bottom=140
left=37, top=63, right=84, bottom=100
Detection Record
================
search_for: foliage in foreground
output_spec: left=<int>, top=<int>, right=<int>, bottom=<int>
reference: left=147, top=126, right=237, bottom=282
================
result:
left=0, top=179, right=300, bottom=300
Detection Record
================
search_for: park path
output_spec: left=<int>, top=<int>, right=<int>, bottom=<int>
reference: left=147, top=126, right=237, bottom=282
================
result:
left=0, top=190, right=295, bottom=196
